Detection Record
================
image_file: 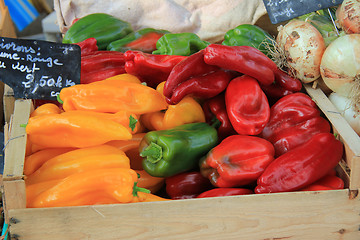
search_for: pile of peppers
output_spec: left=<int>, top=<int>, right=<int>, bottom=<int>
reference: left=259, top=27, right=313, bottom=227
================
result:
left=23, top=13, right=346, bottom=208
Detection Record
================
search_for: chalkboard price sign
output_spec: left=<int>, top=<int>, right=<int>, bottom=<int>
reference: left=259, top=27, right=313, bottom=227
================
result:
left=0, top=37, right=81, bottom=100
left=263, top=0, right=344, bottom=24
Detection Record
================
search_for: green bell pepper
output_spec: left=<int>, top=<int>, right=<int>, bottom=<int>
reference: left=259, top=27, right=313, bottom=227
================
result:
left=222, top=24, right=275, bottom=58
left=152, top=33, right=210, bottom=56
left=139, top=122, right=218, bottom=177
left=63, top=13, right=133, bottom=50
left=107, top=28, right=170, bottom=52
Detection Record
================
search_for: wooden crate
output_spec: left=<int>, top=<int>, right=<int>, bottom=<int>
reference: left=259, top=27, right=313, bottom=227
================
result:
left=2, top=84, right=360, bottom=240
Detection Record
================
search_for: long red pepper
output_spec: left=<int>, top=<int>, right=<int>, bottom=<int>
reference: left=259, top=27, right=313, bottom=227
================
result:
left=163, top=50, right=219, bottom=100
left=203, top=44, right=278, bottom=86
left=255, top=132, right=343, bottom=194
left=124, top=50, right=186, bottom=88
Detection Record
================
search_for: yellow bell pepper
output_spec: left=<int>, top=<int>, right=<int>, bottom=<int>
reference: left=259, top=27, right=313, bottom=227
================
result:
left=141, top=96, right=205, bottom=131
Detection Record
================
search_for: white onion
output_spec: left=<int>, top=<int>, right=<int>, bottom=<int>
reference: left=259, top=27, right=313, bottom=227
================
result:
left=320, top=34, right=360, bottom=98
left=329, top=92, right=360, bottom=135
left=276, top=20, right=326, bottom=83
left=336, top=0, right=360, bottom=34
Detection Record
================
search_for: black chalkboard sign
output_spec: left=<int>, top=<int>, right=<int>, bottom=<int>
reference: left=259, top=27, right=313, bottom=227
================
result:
left=0, top=37, right=81, bottom=100
left=263, top=0, right=344, bottom=24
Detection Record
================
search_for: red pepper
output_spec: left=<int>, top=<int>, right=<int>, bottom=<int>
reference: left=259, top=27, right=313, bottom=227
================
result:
left=225, top=75, right=270, bottom=135
left=200, top=135, right=275, bottom=188
left=165, top=171, right=213, bottom=199
left=197, top=188, right=253, bottom=198
left=76, top=37, right=98, bottom=55
left=163, top=49, right=220, bottom=104
left=80, top=51, right=126, bottom=84
left=202, top=94, right=237, bottom=141
left=274, top=69, right=302, bottom=92
left=300, top=173, right=344, bottom=191
left=203, top=44, right=278, bottom=86
left=75, top=38, right=126, bottom=84
left=255, top=132, right=344, bottom=194
left=125, top=32, right=165, bottom=53
left=261, top=92, right=331, bottom=157
left=124, top=50, right=186, bottom=88
left=168, top=70, right=232, bottom=105
left=260, top=82, right=294, bottom=105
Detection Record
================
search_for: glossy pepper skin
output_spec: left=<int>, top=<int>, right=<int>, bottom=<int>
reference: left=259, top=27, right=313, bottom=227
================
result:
left=139, top=122, right=218, bottom=178
left=261, top=92, right=331, bottom=157
left=24, top=148, right=75, bottom=176
left=153, top=32, right=210, bottom=56
left=222, top=24, right=275, bottom=58
left=204, top=44, right=278, bottom=86
left=25, top=147, right=130, bottom=185
left=27, top=168, right=161, bottom=208
left=30, top=103, right=62, bottom=117
left=255, top=132, right=344, bottom=194
left=300, top=174, right=344, bottom=191
left=141, top=96, right=205, bottom=131
left=108, top=28, right=170, bottom=53
left=200, top=135, right=275, bottom=188
left=63, top=13, right=133, bottom=50
left=124, top=50, right=186, bottom=88
left=75, top=36, right=127, bottom=84
left=225, top=75, right=270, bottom=136
left=197, top=188, right=253, bottom=198
left=163, top=49, right=231, bottom=105
left=59, top=75, right=168, bottom=115
left=80, top=50, right=126, bottom=84
left=26, top=111, right=132, bottom=149
left=202, top=94, right=237, bottom=141
left=165, top=171, right=213, bottom=199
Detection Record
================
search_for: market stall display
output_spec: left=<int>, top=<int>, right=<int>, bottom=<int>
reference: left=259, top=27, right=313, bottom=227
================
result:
left=2, top=1, right=360, bottom=239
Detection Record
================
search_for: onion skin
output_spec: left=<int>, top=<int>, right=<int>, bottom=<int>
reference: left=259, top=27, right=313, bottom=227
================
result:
left=320, top=34, right=360, bottom=97
left=337, top=0, right=360, bottom=34
left=276, top=20, right=326, bottom=83
left=329, top=92, right=360, bottom=135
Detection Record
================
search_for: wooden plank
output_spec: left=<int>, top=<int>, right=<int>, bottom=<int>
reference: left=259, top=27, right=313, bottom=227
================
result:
left=2, top=180, right=26, bottom=223
left=3, top=99, right=32, bottom=181
left=304, top=84, right=360, bottom=190
left=7, top=189, right=360, bottom=240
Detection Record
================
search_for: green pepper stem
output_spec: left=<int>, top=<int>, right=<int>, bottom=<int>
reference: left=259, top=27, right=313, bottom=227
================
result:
left=140, top=142, right=163, bottom=164
left=128, top=115, right=138, bottom=131
left=132, top=182, right=151, bottom=197
left=57, top=94, right=64, bottom=104
left=20, top=124, right=27, bottom=128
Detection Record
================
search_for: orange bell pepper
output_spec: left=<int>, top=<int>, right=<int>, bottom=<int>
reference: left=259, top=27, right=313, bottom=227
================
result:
left=28, top=168, right=165, bottom=208
left=25, top=145, right=129, bottom=185
left=59, top=74, right=168, bottom=115
left=30, top=103, right=62, bottom=117
left=24, top=147, right=75, bottom=176
left=26, top=111, right=132, bottom=148
left=141, top=96, right=205, bottom=131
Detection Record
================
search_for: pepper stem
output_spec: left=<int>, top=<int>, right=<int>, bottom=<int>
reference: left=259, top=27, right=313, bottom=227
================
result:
left=132, top=182, right=151, bottom=197
left=128, top=115, right=138, bottom=131
left=140, top=142, right=163, bottom=164
left=57, top=94, right=64, bottom=104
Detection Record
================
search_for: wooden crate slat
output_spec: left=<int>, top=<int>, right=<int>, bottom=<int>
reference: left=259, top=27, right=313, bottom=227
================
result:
left=3, top=99, right=32, bottom=181
left=7, top=189, right=360, bottom=240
